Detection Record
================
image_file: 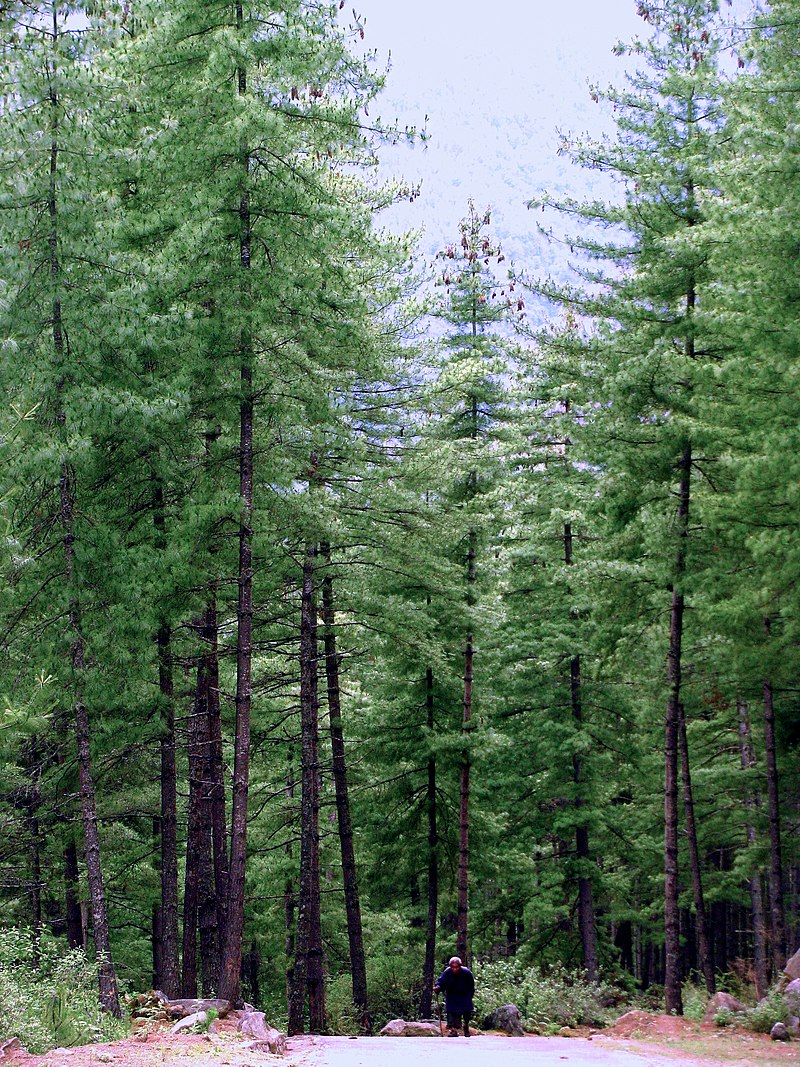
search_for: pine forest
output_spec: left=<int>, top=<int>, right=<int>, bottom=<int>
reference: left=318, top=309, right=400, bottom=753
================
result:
left=0, top=0, right=798, bottom=1046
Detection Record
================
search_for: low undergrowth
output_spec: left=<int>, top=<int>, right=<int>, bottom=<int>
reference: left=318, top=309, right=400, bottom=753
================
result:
left=0, top=928, right=128, bottom=1053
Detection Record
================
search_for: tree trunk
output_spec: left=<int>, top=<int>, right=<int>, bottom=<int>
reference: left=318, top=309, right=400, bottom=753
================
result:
left=284, top=754, right=296, bottom=1010
left=219, top=23, right=254, bottom=1002
left=737, top=700, right=769, bottom=997
left=201, top=596, right=228, bottom=959
left=762, top=641, right=786, bottom=973
left=64, top=838, right=83, bottom=950
left=664, top=440, right=691, bottom=1015
left=152, top=479, right=180, bottom=999
left=677, top=703, right=715, bottom=993
left=457, top=524, right=476, bottom=964
left=289, top=543, right=326, bottom=1034
left=320, top=545, right=369, bottom=1032
left=50, top=25, right=120, bottom=1011
left=564, top=522, right=598, bottom=980
left=420, top=665, right=438, bottom=1019
left=26, top=737, right=43, bottom=960
left=182, top=658, right=209, bottom=997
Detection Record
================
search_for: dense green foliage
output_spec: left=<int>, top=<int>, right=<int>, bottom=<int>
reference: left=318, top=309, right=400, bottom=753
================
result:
left=0, top=0, right=798, bottom=1048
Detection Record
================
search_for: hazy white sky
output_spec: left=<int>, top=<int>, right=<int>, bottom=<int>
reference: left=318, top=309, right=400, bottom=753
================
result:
left=349, top=0, right=757, bottom=269
left=349, top=0, right=647, bottom=263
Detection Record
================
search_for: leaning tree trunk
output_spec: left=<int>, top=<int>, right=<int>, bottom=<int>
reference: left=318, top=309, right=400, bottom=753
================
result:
left=288, top=543, right=326, bottom=1034
left=762, top=641, right=786, bottom=973
left=49, top=22, right=120, bottom=1014
left=219, top=23, right=254, bottom=1004
left=664, top=440, right=692, bottom=1016
left=420, top=664, right=438, bottom=1019
left=564, top=521, right=598, bottom=980
left=320, top=545, right=370, bottom=1033
left=677, top=703, right=714, bottom=993
left=738, top=700, right=769, bottom=997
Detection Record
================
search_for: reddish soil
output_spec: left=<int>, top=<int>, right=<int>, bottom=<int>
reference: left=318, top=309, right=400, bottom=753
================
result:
left=595, top=1011, right=800, bottom=1066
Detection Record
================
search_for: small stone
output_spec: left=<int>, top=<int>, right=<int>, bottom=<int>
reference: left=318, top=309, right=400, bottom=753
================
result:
left=379, top=1019, right=443, bottom=1037
left=770, top=1022, right=791, bottom=1042
left=96, top=1055, right=114, bottom=1064
left=171, top=1010, right=207, bottom=1033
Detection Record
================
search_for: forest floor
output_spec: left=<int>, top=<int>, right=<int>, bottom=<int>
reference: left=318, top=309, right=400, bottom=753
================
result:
left=4, top=1015, right=799, bottom=1067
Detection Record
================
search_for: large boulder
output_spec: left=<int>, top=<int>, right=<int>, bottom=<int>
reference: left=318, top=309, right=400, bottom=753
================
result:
left=379, top=1019, right=442, bottom=1037
left=771, top=1022, right=791, bottom=1042
left=703, top=991, right=745, bottom=1022
left=482, top=1004, right=524, bottom=1036
left=784, top=979, right=800, bottom=1016
left=164, top=998, right=231, bottom=1019
left=238, top=1011, right=287, bottom=1054
left=784, top=948, right=800, bottom=983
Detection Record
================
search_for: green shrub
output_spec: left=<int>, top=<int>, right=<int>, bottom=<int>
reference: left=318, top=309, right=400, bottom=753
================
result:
left=472, top=958, right=615, bottom=1032
left=681, top=979, right=708, bottom=1022
left=744, top=993, right=789, bottom=1034
left=0, top=927, right=128, bottom=1053
left=714, top=1008, right=736, bottom=1028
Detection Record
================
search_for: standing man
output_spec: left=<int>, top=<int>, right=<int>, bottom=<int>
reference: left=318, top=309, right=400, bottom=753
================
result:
left=434, top=956, right=475, bottom=1037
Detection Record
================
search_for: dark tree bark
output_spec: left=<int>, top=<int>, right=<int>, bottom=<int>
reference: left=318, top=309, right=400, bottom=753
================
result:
left=664, top=440, right=692, bottom=1015
left=64, top=838, right=83, bottom=950
left=762, top=652, right=786, bottom=972
left=457, top=525, right=476, bottom=964
left=284, top=753, right=297, bottom=1010
left=320, top=545, right=369, bottom=1032
left=153, top=481, right=180, bottom=999
left=202, top=597, right=229, bottom=959
left=677, top=703, right=715, bottom=993
left=26, top=737, right=43, bottom=960
left=219, top=21, right=254, bottom=1003
left=49, top=20, right=119, bottom=1012
left=420, top=665, right=438, bottom=1019
left=288, top=543, right=326, bottom=1034
left=182, top=659, right=210, bottom=997
left=737, top=700, right=769, bottom=997
left=564, top=521, right=598, bottom=980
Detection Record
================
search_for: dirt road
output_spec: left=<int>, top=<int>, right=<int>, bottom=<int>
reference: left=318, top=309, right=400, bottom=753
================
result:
left=289, top=1034, right=742, bottom=1067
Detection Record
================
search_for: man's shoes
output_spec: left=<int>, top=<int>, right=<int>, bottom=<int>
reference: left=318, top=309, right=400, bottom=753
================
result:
left=447, top=1028, right=459, bottom=1037
left=463, top=1023, right=470, bottom=1038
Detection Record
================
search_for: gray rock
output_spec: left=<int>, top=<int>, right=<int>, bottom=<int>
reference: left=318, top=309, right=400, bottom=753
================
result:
left=785, top=948, right=800, bottom=982
left=788, top=1016, right=800, bottom=1038
left=170, top=1010, right=207, bottom=1033
left=240, top=1010, right=269, bottom=1040
left=164, top=997, right=231, bottom=1019
left=379, top=1019, right=443, bottom=1037
left=0, top=1037, right=23, bottom=1058
left=482, top=1004, right=524, bottom=1036
left=703, top=991, right=745, bottom=1022
left=242, top=1030, right=288, bottom=1055
left=771, top=1022, right=791, bottom=1042
left=785, top=979, right=800, bottom=1016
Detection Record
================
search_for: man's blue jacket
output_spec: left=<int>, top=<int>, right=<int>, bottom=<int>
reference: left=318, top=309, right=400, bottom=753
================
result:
left=435, top=965, right=475, bottom=1014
